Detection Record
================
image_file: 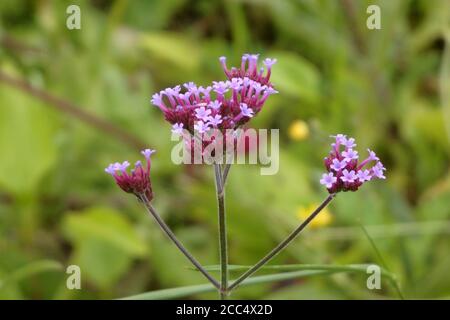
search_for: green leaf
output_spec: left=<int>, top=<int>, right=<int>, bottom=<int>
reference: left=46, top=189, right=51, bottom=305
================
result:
left=120, top=264, right=400, bottom=300
left=120, top=283, right=215, bottom=300
left=195, top=263, right=393, bottom=275
left=120, top=270, right=329, bottom=300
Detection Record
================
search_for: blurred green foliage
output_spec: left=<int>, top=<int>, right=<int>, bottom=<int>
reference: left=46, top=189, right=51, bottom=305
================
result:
left=0, top=0, right=449, bottom=299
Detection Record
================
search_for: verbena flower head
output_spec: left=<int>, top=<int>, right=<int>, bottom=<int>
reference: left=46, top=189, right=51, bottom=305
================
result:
left=105, top=149, right=156, bottom=201
left=321, top=135, right=386, bottom=193
left=150, top=54, right=278, bottom=135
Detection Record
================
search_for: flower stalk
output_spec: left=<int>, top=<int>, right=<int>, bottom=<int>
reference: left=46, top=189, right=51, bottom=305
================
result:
left=221, top=163, right=232, bottom=186
left=139, top=194, right=220, bottom=290
left=214, top=164, right=229, bottom=299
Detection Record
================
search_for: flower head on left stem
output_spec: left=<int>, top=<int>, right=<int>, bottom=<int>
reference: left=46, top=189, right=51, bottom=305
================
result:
left=105, top=149, right=156, bottom=201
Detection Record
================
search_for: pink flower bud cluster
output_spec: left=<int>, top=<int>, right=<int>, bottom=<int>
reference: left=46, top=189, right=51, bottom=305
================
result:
left=105, top=149, right=156, bottom=201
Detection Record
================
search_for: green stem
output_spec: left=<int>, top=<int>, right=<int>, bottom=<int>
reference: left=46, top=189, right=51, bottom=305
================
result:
left=139, top=195, right=220, bottom=290
left=214, top=164, right=228, bottom=299
left=121, top=263, right=405, bottom=300
left=227, top=194, right=336, bottom=292
left=222, top=163, right=232, bottom=185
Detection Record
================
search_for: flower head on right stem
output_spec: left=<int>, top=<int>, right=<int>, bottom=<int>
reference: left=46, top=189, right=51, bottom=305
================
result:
left=321, top=134, right=386, bottom=193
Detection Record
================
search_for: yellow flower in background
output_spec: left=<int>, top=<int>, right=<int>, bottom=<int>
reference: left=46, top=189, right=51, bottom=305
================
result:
left=288, top=120, right=309, bottom=141
left=297, top=203, right=333, bottom=229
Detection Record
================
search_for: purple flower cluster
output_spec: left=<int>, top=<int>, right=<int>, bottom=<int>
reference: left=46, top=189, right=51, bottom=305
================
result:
left=151, top=54, right=278, bottom=135
left=105, top=149, right=156, bottom=201
left=320, top=135, right=386, bottom=193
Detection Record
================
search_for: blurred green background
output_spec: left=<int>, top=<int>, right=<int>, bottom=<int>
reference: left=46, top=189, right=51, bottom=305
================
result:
left=0, top=0, right=449, bottom=299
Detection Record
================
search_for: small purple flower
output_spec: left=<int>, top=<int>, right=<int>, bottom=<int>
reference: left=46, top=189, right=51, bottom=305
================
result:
left=213, top=81, right=229, bottom=95
left=375, top=161, right=386, bottom=171
left=252, top=82, right=264, bottom=95
left=207, top=114, right=223, bottom=127
left=357, top=169, right=371, bottom=182
left=263, top=87, right=278, bottom=96
left=342, top=149, right=359, bottom=161
left=178, top=92, right=191, bottom=104
left=320, top=172, right=337, bottom=189
left=150, top=93, right=162, bottom=106
left=184, top=82, right=197, bottom=91
left=372, top=162, right=386, bottom=179
left=195, top=106, right=212, bottom=121
left=171, top=123, right=184, bottom=135
left=343, top=137, right=356, bottom=149
left=240, top=103, right=254, bottom=118
left=358, top=149, right=380, bottom=170
left=229, top=78, right=242, bottom=90
left=166, top=85, right=181, bottom=96
left=219, top=56, right=229, bottom=77
left=330, top=159, right=348, bottom=171
left=107, top=161, right=129, bottom=173
left=241, top=54, right=249, bottom=67
left=105, top=164, right=117, bottom=175
left=247, top=54, right=259, bottom=73
left=209, top=100, right=222, bottom=110
left=340, top=169, right=357, bottom=183
left=367, top=149, right=380, bottom=161
left=194, top=121, right=210, bottom=134
left=199, top=86, right=212, bottom=98
left=263, top=58, right=277, bottom=68
left=121, top=161, right=131, bottom=170
left=141, top=149, right=156, bottom=160
left=332, top=134, right=347, bottom=145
